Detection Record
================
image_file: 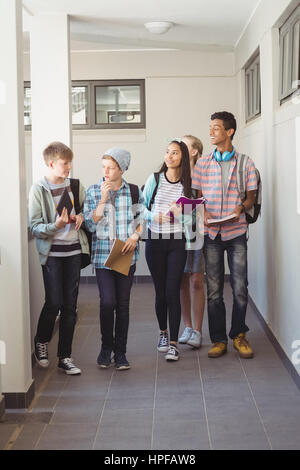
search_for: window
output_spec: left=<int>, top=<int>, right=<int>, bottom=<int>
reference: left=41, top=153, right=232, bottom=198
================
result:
left=72, top=84, right=89, bottom=127
left=24, top=79, right=146, bottom=130
left=245, top=51, right=261, bottom=122
left=24, top=82, right=32, bottom=130
left=279, top=4, right=300, bottom=103
left=93, top=80, right=145, bottom=128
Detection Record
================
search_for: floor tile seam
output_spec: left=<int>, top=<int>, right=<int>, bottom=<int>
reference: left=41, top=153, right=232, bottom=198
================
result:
left=150, top=350, right=159, bottom=451
left=196, top=351, right=213, bottom=450
left=32, top=314, right=96, bottom=448
left=91, top=369, right=116, bottom=450
left=238, top=356, right=273, bottom=450
left=30, top=303, right=95, bottom=415
left=3, top=424, right=25, bottom=451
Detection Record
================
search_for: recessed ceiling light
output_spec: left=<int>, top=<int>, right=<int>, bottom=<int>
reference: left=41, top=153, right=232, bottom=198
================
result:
left=144, top=21, right=174, bottom=35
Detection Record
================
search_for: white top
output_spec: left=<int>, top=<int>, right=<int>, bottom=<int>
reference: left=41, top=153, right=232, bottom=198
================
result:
left=150, top=172, right=184, bottom=234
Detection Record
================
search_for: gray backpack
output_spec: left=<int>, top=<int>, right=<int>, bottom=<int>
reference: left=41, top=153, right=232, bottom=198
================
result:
left=237, top=154, right=262, bottom=224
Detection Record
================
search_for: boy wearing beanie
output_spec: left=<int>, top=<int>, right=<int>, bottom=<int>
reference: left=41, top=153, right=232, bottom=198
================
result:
left=84, top=148, right=144, bottom=370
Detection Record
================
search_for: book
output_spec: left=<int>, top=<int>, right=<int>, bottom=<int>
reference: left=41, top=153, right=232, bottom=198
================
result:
left=56, top=188, right=74, bottom=216
left=175, top=196, right=206, bottom=209
left=104, top=238, right=134, bottom=276
left=207, top=214, right=236, bottom=224
left=167, top=196, right=205, bottom=222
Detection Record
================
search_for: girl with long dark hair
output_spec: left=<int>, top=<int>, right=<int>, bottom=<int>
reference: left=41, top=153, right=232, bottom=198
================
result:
left=143, top=140, right=191, bottom=361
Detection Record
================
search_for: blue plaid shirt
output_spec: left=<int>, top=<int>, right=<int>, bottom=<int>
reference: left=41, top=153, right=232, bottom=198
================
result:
left=84, top=179, right=144, bottom=269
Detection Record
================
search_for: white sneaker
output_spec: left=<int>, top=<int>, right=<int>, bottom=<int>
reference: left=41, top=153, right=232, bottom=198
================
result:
left=187, top=330, right=202, bottom=349
left=178, top=327, right=193, bottom=344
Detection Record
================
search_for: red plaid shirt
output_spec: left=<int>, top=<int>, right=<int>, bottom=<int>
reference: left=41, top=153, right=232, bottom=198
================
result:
left=192, top=151, right=257, bottom=241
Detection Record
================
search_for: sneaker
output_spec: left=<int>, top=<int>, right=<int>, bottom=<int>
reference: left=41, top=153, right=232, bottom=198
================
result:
left=58, top=358, right=81, bottom=375
left=178, top=327, right=193, bottom=344
left=114, top=353, right=131, bottom=371
left=233, top=333, right=254, bottom=359
left=165, top=344, right=180, bottom=361
left=187, top=330, right=202, bottom=349
left=97, top=348, right=112, bottom=368
left=208, top=342, right=227, bottom=358
left=157, top=331, right=169, bottom=352
left=34, top=341, right=49, bottom=368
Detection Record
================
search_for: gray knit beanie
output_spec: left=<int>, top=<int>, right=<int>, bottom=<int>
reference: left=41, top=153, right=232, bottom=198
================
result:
left=102, top=147, right=131, bottom=172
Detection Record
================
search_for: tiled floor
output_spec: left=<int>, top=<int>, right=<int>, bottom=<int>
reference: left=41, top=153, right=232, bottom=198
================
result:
left=1, top=282, right=300, bottom=450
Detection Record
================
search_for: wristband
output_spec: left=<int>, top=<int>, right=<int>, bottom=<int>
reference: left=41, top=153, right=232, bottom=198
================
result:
left=133, top=231, right=141, bottom=240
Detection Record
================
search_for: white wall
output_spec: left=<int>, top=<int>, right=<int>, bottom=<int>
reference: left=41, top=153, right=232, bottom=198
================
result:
left=235, top=0, right=300, bottom=375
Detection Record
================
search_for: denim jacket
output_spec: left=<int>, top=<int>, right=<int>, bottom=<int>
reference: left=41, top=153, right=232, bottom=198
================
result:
left=28, top=178, right=89, bottom=265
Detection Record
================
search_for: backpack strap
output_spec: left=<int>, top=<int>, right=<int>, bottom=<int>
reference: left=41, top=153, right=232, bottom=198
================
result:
left=148, top=172, right=160, bottom=210
left=129, top=183, right=139, bottom=205
left=69, top=178, right=80, bottom=214
left=236, top=154, right=247, bottom=203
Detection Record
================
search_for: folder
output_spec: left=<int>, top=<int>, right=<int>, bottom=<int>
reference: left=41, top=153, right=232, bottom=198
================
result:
left=56, top=188, right=74, bottom=216
left=104, top=238, right=134, bottom=276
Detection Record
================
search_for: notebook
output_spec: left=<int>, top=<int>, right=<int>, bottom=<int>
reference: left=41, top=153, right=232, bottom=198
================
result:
left=56, top=188, right=74, bottom=216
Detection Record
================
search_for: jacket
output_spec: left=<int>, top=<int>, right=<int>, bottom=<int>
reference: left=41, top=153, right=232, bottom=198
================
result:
left=28, top=177, right=89, bottom=265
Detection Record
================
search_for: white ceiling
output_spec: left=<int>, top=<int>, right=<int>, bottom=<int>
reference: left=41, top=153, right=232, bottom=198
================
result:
left=22, top=0, right=262, bottom=52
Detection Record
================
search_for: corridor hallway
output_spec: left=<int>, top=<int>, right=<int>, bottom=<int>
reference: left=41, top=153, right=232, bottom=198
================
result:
left=1, top=282, right=300, bottom=451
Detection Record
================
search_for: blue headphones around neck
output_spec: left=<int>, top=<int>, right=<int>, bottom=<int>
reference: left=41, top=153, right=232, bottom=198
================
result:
left=213, top=146, right=235, bottom=162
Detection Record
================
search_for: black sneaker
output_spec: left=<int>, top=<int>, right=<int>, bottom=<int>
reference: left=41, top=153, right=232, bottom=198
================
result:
left=58, top=358, right=81, bottom=375
left=34, top=341, right=49, bottom=368
left=114, top=353, right=131, bottom=371
left=157, top=331, right=169, bottom=352
left=165, top=344, right=180, bottom=361
left=97, top=348, right=112, bottom=368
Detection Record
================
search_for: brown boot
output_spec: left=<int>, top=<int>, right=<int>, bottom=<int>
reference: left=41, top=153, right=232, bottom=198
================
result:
left=208, top=342, right=227, bottom=358
left=233, top=333, right=254, bottom=359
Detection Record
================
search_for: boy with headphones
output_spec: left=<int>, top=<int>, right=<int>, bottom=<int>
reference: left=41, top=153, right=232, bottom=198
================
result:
left=192, top=111, right=257, bottom=359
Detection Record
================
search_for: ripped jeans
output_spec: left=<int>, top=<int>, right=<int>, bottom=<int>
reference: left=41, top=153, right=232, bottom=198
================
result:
left=204, top=234, right=249, bottom=343
left=35, top=254, right=81, bottom=358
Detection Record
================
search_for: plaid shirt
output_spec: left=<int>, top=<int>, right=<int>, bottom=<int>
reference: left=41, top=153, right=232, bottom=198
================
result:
left=192, top=151, right=257, bottom=241
left=84, top=179, right=144, bottom=269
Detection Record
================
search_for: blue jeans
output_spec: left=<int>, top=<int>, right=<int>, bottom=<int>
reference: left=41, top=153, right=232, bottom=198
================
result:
left=204, top=234, right=249, bottom=343
left=35, top=254, right=81, bottom=358
left=96, top=265, right=136, bottom=355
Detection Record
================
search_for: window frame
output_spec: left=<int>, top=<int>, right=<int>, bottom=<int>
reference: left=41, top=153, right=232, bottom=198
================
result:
left=279, top=4, right=300, bottom=103
left=245, top=51, right=261, bottom=123
left=24, top=79, right=146, bottom=131
left=91, top=79, right=145, bottom=130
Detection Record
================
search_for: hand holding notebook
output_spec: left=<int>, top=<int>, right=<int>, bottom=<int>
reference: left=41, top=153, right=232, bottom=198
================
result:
left=104, top=239, right=134, bottom=276
left=56, top=188, right=74, bottom=216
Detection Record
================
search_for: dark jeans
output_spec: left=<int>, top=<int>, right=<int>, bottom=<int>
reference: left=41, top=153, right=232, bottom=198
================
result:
left=204, top=234, right=249, bottom=343
left=35, top=254, right=81, bottom=358
left=145, top=232, right=187, bottom=342
left=96, top=264, right=136, bottom=355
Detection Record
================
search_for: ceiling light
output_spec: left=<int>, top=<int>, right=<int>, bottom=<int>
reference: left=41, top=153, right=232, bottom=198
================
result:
left=144, top=21, right=174, bottom=35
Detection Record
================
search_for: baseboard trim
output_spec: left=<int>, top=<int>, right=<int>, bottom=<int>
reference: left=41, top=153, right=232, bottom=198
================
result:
left=249, top=296, right=300, bottom=392
left=80, top=275, right=153, bottom=284
left=0, top=395, right=5, bottom=420
left=3, top=380, right=35, bottom=410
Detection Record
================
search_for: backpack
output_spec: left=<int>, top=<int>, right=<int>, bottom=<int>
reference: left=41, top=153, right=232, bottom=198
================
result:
left=236, top=155, right=262, bottom=224
left=140, top=172, right=160, bottom=240
left=70, top=178, right=93, bottom=269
